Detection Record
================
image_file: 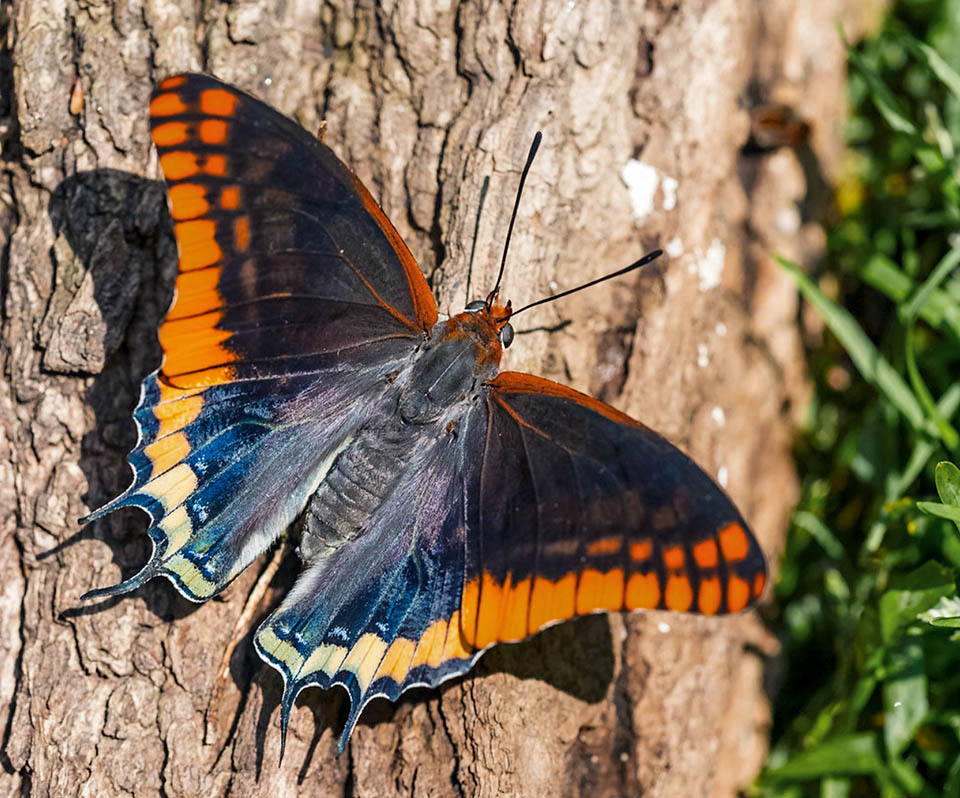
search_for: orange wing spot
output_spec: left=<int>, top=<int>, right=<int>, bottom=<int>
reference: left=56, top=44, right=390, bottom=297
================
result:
left=719, top=522, right=750, bottom=563
left=159, top=309, right=223, bottom=346
left=499, top=576, right=531, bottom=642
left=551, top=572, right=577, bottom=622
left=374, top=638, right=416, bottom=684
left=154, top=394, right=204, bottom=438
left=159, top=151, right=200, bottom=180
left=629, top=540, right=653, bottom=562
left=204, top=154, right=227, bottom=177
left=459, top=577, right=479, bottom=647
left=161, top=322, right=234, bottom=377
left=167, top=267, right=223, bottom=320
left=200, top=88, right=239, bottom=117
left=576, top=569, right=624, bottom=614
left=167, top=183, right=210, bottom=221
left=199, top=118, right=228, bottom=145
left=150, top=92, right=188, bottom=117
left=528, top=573, right=577, bottom=634
left=663, top=545, right=685, bottom=571
left=752, top=572, right=766, bottom=598
left=152, top=121, right=191, bottom=148
left=158, top=75, right=187, bottom=90
left=726, top=576, right=750, bottom=612
left=576, top=569, right=602, bottom=616
left=625, top=572, right=660, bottom=610
left=175, top=219, right=223, bottom=271
left=411, top=619, right=448, bottom=669
left=144, top=431, right=191, bottom=479
left=474, top=572, right=505, bottom=649
left=441, top=612, right=474, bottom=661
left=664, top=575, right=694, bottom=611
left=528, top=576, right=551, bottom=634
left=598, top=569, right=625, bottom=612
left=234, top=216, right=251, bottom=251
left=697, top=576, right=722, bottom=615
left=692, top=538, right=719, bottom=569
left=219, top=185, right=241, bottom=210
left=167, top=365, right=235, bottom=390
left=586, top=536, right=623, bottom=556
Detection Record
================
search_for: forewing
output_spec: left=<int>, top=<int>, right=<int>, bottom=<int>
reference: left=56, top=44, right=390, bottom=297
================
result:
left=149, top=73, right=437, bottom=388
left=458, top=372, right=767, bottom=650
left=83, top=73, right=434, bottom=601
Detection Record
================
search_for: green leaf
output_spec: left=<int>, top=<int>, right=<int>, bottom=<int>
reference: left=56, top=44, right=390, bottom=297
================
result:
left=764, top=733, right=883, bottom=779
left=917, top=501, right=960, bottom=524
left=883, top=638, right=928, bottom=756
left=935, top=462, right=960, bottom=507
left=879, top=561, right=956, bottom=643
left=918, top=595, right=960, bottom=627
left=776, top=256, right=926, bottom=433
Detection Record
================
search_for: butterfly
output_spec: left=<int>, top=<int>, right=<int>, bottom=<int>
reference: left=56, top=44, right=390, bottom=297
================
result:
left=82, top=73, right=767, bottom=755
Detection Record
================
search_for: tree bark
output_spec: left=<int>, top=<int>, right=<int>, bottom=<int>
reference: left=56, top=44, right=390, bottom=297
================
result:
left=0, top=0, right=878, bottom=795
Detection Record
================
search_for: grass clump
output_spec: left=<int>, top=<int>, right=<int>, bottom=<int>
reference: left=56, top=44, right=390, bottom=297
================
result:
left=758, top=2, right=960, bottom=796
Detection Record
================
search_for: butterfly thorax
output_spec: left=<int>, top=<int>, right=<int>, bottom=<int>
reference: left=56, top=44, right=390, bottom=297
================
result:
left=397, top=312, right=502, bottom=424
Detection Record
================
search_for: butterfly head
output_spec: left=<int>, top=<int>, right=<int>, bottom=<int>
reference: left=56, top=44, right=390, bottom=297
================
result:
left=464, top=296, right=514, bottom=348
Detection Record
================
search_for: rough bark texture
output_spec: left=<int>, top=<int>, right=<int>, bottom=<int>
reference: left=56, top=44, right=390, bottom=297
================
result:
left=1, top=1, right=880, bottom=795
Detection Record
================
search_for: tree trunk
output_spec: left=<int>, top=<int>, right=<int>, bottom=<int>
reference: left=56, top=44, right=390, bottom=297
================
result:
left=0, top=0, right=878, bottom=795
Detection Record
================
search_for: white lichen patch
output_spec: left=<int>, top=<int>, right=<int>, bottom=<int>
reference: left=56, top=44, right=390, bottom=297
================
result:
left=661, top=175, right=678, bottom=210
left=695, top=238, right=726, bottom=292
left=664, top=236, right=684, bottom=258
left=620, top=159, right=659, bottom=221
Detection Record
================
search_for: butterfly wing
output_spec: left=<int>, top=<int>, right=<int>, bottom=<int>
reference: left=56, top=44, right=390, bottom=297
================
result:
left=457, top=372, right=767, bottom=648
left=252, top=372, right=765, bottom=751
left=84, top=73, right=437, bottom=602
left=253, top=429, right=478, bottom=753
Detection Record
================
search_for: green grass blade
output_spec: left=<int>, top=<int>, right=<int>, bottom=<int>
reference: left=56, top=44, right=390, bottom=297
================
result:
left=904, top=326, right=959, bottom=450
left=776, top=256, right=926, bottom=432
left=763, top=733, right=884, bottom=779
left=793, top=511, right=847, bottom=560
left=902, top=246, right=960, bottom=323
left=847, top=47, right=919, bottom=136
left=885, top=386, right=960, bottom=501
left=894, top=27, right=960, bottom=101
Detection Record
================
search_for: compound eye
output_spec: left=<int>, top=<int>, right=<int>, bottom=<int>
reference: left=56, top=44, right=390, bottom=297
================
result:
left=500, top=322, right=515, bottom=348
left=465, top=300, right=486, bottom=312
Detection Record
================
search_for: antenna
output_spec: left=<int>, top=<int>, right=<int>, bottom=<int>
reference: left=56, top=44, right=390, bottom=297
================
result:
left=486, top=131, right=542, bottom=309
left=506, top=249, right=663, bottom=320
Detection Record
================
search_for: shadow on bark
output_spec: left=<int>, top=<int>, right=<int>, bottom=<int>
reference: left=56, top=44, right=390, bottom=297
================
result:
left=46, top=168, right=198, bottom=625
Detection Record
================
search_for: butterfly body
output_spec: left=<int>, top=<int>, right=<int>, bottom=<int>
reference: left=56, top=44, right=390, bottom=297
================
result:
left=83, top=73, right=767, bottom=753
